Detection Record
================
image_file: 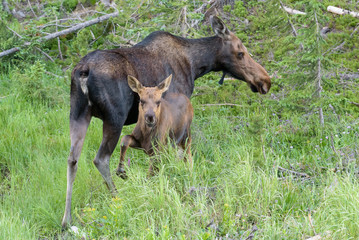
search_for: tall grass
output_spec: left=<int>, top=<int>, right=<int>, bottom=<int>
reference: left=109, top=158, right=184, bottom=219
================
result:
left=0, top=70, right=358, bottom=239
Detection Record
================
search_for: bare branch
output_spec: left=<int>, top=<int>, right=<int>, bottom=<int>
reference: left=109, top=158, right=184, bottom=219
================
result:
left=6, top=26, right=23, bottom=39
left=44, top=70, right=64, bottom=78
left=2, top=0, right=11, bottom=14
left=40, top=10, right=119, bottom=42
left=280, top=5, right=306, bottom=15
left=38, top=23, right=73, bottom=30
left=35, top=47, right=54, bottom=62
left=27, top=0, right=37, bottom=17
left=324, top=24, right=359, bottom=56
left=56, top=16, right=63, bottom=60
left=200, top=103, right=243, bottom=107
left=0, top=10, right=119, bottom=58
left=314, top=11, right=324, bottom=126
left=277, top=166, right=310, bottom=178
left=327, top=6, right=359, bottom=18
left=279, top=0, right=304, bottom=50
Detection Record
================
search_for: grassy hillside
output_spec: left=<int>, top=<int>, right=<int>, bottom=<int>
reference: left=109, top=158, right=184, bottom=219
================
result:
left=0, top=0, right=358, bottom=239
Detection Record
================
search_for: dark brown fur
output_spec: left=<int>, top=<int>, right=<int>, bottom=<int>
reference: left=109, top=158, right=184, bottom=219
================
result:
left=62, top=16, right=271, bottom=227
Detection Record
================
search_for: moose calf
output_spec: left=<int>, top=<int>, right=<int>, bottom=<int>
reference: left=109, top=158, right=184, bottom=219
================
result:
left=116, top=75, right=193, bottom=178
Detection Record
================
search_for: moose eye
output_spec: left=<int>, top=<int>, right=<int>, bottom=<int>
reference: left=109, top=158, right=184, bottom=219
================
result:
left=156, top=101, right=161, bottom=106
left=237, top=52, right=244, bottom=59
left=140, top=100, right=146, bottom=106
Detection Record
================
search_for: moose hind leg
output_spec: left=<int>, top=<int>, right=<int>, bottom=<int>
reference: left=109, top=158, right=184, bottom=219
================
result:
left=62, top=116, right=91, bottom=228
left=93, top=121, right=122, bottom=194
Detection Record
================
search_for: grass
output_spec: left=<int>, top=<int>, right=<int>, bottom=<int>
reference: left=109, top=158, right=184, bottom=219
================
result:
left=1, top=70, right=358, bottom=239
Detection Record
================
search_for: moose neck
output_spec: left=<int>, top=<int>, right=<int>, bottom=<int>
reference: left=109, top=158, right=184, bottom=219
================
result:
left=186, top=36, right=223, bottom=79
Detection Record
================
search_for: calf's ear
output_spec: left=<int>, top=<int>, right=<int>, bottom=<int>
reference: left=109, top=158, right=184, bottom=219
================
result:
left=157, top=74, right=172, bottom=93
left=127, top=75, right=143, bottom=93
left=210, top=16, right=230, bottom=40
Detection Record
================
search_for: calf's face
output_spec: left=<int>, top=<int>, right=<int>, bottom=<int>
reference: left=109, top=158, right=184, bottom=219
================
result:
left=211, top=16, right=271, bottom=94
left=128, top=75, right=172, bottom=128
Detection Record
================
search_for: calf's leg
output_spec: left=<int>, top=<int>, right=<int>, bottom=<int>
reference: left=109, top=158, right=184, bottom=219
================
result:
left=116, top=135, right=140, bottom=179
left=180, top=128, right=193, bottom=168
left=184, top=137, right=193, bottom=168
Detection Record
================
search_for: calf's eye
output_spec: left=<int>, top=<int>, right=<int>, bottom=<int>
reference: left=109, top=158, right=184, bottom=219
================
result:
left=156, top=101, right=161, bottom=106
left=237, top=52, right=244, bottom=59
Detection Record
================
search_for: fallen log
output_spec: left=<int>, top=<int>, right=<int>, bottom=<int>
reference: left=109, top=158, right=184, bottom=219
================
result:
left=327, top=6, right=359, bottom=18
left=0, top=10, right=119, bottom=58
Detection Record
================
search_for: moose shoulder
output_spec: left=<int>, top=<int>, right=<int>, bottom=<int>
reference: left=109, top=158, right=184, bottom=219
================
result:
left=62, top=16, right=271, bottom=228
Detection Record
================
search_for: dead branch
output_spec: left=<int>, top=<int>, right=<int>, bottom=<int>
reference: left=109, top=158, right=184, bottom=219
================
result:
left=280, top=4, right=306, bottom=15
left=27, top=0, right=37, bottom=17
left=0, top=10, right=119, bottom=58
left=279, top=1, right=304, bottom=50
left=118, top=36, right=136, bottom=46
left=350, top=102, right=359, bottom=107
left=245, top=225, right=258, bottom=240
left=277, top=166, right=310, bottom=178
left=56, top=16, right=63, bottom=60
left=315, top=11, right=324, bottom=126
left=306, top=235, right=321, bottom=240
left=0, top=47, right=21, bottom=58
left=35, top=47, right=54, bottom=62
left=2, top=0, right=11, bottom=14
left=38, top=23, right=73, bottom=30
left=324, top=24, right=359, bottom=56
left=200, top=103, right=243, bottom=107
left=6, top=26, right=23, bottom=39
left=41, top=10, right=118, bottom=41
left=179, top=6, right=189, bottom=36
left=44, top=70, right=64, bottom=78
left=191, top=0, right=216, bottom=28
left=327, top=6, right=359, bottom=18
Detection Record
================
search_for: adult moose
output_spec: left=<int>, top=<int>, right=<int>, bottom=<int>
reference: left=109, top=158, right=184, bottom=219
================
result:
left=62, top=16, right=271, bottom=227
left=116, top=75, right=193, bottom=179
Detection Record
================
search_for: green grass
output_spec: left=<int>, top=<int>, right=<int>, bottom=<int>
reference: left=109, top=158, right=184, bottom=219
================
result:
left=0, top=72, right=358, bottom=239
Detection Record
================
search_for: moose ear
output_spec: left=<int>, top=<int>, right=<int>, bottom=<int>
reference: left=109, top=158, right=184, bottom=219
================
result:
left=210, top=16, right=230, bottom=40
left=127, top=75, right=143, bottom=93
left=157, top=74, right=172, bottom=93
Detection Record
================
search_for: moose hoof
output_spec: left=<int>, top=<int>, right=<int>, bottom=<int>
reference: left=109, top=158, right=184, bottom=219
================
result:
left=116, top=168, right=128, bottom=180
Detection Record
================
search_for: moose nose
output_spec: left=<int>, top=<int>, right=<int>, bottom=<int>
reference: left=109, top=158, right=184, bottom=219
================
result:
left=261, top=79, right=271, bottom=94
left=145, top=114, right=156, bottom=126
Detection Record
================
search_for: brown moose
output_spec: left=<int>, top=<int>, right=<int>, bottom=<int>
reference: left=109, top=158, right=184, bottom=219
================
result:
left=62, top=16, right=271, bottom=227
left=116, top=75, right=193, bottom=178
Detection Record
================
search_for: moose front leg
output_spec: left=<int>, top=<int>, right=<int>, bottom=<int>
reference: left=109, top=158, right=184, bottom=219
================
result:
left=116, top=135, right=139, bottom=179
